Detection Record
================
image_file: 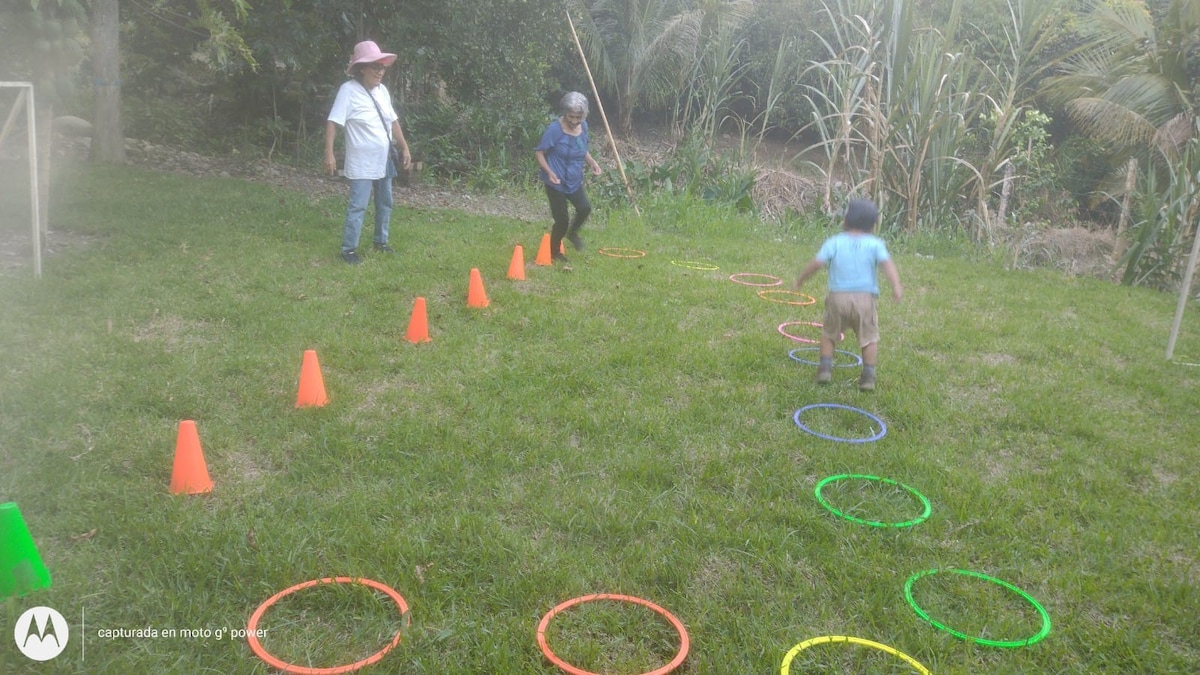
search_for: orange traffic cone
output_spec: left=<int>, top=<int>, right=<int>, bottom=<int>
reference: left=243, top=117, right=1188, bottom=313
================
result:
left=467, top=268, right=490, bottom=308
left=169, top=420, right=214, bottom=495
left=508, top=245, right=526, bottom=281
left=295, top=349, right=329, bottom=407
left=560, top=240, right=566, bottom=254
left=406, top=297, right=432, bottom=343
left=535, top=233, right=552, bottom=266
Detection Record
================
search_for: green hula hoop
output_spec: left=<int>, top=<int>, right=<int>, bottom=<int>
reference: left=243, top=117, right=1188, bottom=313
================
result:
left=780, top=635, right=930, bottom=674
left=904, top=568, right=1051, bottom=648
left=814, top=474, right=931, bottom=528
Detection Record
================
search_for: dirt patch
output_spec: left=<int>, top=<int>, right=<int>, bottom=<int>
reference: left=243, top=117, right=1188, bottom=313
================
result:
left=753, top=168, right=820, bottom=221
left=118, top=138, right=544, bottom=223
left=0, top=227, right=98, bottom=276
left=1010, top=224, right=1117, bottom=278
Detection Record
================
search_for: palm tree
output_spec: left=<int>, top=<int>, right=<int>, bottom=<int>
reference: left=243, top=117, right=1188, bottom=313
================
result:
left=566, top=0, right=750, bottom=135
left=1041, top=0, right=1200, bottom=165
left=1041, top=0, right=1200, bottom=286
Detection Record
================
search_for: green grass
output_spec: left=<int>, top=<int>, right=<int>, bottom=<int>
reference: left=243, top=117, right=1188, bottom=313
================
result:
left=1, top=164, right=1198, bottom=674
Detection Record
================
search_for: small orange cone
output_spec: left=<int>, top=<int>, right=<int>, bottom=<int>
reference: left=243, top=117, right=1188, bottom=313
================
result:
left=169, top=420, right=214, bottom=495
left=507, top=245, right=526, bottom=281
left=560, top=240, right=566, bottom=254
left=467, top=268, right=490, bottom=308
left=406, top=297, right=432, bottom=343
left=535, top=233, right=552, bottom=266
left=295, top=349, right=329, bottom=407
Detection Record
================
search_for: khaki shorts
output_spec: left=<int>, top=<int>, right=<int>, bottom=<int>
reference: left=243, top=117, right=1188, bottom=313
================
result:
left=822, top=292, right=879, bottom=348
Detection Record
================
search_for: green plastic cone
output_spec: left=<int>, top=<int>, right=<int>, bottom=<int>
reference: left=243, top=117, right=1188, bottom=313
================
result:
left=0, top=502, right=52, bottom=598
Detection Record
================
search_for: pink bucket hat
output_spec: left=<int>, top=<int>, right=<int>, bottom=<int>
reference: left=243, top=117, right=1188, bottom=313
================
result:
left=345, top=40, right=396, bottom=75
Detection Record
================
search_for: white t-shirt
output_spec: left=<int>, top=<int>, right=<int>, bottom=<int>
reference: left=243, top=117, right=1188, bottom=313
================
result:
left=327, top=80, right=398, bottom=180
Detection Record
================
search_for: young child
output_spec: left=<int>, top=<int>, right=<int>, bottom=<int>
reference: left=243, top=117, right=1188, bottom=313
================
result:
left=794, top=198, right=903, bottom=391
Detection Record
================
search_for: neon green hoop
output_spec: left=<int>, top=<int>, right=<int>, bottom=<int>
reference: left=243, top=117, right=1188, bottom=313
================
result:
left=814, top=474, right=931, bottom=528
left=904, top=568, right=1051, bottom=648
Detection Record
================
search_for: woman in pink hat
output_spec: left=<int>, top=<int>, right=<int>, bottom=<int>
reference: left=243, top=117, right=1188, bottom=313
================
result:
left=324, top=40, right=412, bottom=264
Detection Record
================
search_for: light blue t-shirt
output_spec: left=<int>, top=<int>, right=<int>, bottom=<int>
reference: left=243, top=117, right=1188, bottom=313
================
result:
left=816, top=231, right=891, bottom=295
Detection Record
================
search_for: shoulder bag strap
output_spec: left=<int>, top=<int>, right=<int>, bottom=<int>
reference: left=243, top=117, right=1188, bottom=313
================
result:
left=361, top=81, right=393, bottom=144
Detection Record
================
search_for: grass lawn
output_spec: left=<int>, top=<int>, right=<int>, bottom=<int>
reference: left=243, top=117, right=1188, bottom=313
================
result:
left=1, top=164, right=1198, bottom=673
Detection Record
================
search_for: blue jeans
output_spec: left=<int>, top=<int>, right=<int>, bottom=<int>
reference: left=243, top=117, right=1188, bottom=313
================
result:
left=341, top=177, right=393, bottom=253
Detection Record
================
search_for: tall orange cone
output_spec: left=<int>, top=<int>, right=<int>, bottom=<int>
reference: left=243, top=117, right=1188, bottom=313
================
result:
left=535, top=233, right=552, bottom=266
left=507, top=245, right=526, bottom=281
left=467, top=268, right=490, bottom=308
left=169, top=420, right=214, bottom=495
left=295, top=349, right=329, bottom=407
left=406, top=297, right=432, bottom=343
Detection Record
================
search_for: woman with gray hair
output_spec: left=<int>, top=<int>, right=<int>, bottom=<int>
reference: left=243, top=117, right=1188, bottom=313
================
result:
left=535, top=92, right=603, bottom=263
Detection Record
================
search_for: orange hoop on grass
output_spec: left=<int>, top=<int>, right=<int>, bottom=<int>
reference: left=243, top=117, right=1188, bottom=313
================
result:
left=729, top=273, right=782, bottom=286
left=246, top=576, right=410, bottom=675
left=536, top=593, right=690, bottom=675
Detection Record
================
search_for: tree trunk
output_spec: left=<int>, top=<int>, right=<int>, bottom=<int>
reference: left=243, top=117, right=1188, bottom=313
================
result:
left=996, top=163, right=1014, bottom=228
left=1113, top=157, right=1137, bottom=260
left=618, top=70, right=634, bottom=136
left=91, top=0, right=126, bottom=163
left=617, top=90, right=633, bottom=136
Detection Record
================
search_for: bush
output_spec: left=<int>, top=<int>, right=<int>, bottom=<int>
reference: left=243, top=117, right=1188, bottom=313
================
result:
left=593, top=134, right=757, bottom=215
left=406, top=99, right=545, bottom=186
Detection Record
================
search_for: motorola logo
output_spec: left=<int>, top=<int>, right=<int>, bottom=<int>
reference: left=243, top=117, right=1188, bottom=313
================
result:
left=13, top=606, right=69, bottom=661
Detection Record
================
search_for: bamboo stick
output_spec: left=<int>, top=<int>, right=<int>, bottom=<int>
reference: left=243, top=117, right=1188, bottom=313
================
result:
left=1166, top=213, right=1200, bottom=360
left=565, top=10, right=640, bottom=216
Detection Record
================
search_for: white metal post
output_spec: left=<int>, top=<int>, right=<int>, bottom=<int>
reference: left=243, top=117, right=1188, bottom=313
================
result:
left=2, top=82, right=41, bottom=277
left=26, top=83, right=41, bottom=278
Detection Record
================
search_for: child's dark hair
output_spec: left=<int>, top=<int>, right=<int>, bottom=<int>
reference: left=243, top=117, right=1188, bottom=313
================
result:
left=844, top=198, right=878, bottom=232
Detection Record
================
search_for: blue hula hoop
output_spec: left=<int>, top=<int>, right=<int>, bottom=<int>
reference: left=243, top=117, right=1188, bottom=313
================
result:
left=793, top=404, right=887, bottom=443
left=788, top=348, right=863, bottom=368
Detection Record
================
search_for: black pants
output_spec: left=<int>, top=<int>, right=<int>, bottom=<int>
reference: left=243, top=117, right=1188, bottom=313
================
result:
left=545, top=185, right=591, bottom=255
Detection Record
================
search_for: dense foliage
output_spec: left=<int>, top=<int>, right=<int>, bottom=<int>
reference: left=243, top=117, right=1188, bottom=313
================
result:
left=2, top=0, right=1199, bottom=291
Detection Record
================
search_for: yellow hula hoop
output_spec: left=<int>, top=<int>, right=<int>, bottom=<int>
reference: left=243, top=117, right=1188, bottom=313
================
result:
left=780, top=635, right=930, bottom=675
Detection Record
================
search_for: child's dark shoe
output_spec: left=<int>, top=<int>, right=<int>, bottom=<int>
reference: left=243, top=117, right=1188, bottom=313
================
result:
left=858, top=371, right=876, bottom=391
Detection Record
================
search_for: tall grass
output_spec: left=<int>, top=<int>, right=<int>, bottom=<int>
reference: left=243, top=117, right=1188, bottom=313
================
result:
left=800, top=0, right=1070, bottom=239
left=0, top=164, right=1198, bottom=673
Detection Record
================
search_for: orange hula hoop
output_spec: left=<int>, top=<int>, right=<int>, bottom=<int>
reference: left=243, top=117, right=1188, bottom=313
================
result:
left=246, top=576, right=410, bottom=675
left=536, top=593, right=690, bottom=675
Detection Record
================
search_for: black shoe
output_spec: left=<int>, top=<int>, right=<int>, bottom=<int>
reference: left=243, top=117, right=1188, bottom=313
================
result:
left=552, top=252, right=570, bottom=264
left=567, top=233, right=585, bottom=251
left=341, top=250, right=362, bottom=265
left=372, top=242, right=394, bottom=253
left=858, top=371, right=876, bottom=391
